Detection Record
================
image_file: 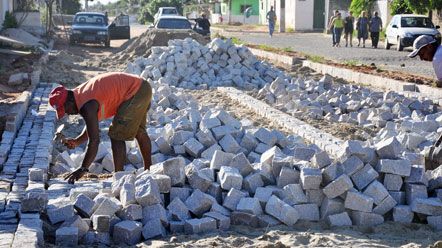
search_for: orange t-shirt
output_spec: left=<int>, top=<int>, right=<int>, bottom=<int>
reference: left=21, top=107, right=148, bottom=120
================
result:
left=73, top=72, right=142, bottom=121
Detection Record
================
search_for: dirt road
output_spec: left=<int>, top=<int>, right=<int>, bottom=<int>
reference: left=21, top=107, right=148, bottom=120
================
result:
left=41, top=23, right=147, bottom=87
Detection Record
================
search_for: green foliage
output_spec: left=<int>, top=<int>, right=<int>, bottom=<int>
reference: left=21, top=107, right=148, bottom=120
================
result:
left=3, top=11, right=18, bottom=28
left=57, top=0, right=81, bottom=15
left=349, top=0, right=375, bottom=17
left=138, top=0, right=183, bottom=24
left=405, top=0, right=431, bottom=14
left=390, top=0, right=413, bottom=15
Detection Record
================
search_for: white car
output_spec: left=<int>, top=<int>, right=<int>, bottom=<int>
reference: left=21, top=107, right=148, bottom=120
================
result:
left=152, top=16, right=192, bottom=30
left=385, top=14, right=441, bottom=51
left=154, top=7, right=179, bottom=21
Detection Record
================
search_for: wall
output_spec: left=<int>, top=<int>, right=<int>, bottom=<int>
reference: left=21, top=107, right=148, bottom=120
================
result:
left=372, top=0, right=390, bottom=28
left=14, top=12, right=44, bottom=35
left=231, top=0, right=259, bottom=16
left=222, top=0, right=259, bottom=24
left=294, top=0, right=314, bottom=31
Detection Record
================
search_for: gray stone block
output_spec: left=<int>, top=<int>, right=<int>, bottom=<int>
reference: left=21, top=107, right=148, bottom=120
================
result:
left=113, top=220, right=142, bottom=245
left=276, top=166, right=301, bottom=188
left=207, top=182, right=223, bottom=204
left=236, top=197, right=263, bottom=215
left=142, top=218, right=166, bottom=240
left=230, top=211, right=260, bottom=227
left=311, top=151, right=331, bottom=169
left=427, top=215, right=442, bottom=231
left=376, top=159, right=412, bottom=177
left=184, top=138, right=205, bottom=157
left=209, top=150, right=234, bottom=170
left=218, top=166, right=243, bottom=191
left=283, top=184, right=308, bottom=205
left=230, top=153, right=254, bottom=177
left=410, top=198, right=442, bottom=215
left=265, top=195, right=299, bottom=226
left=393, top=205, right=414, bottom=223
left=300, top=167, right=322, bottom=190
left=404, top=165, right=428, bottom=186
left=150, top=174, right=172, bottom=193
left=117, top=204, right=142, bottom=221
left=120, top=183, right=136, bottom=207
left=389, top=191, right=406, bottom=205
left=135, top=175, right=162, bottom=207
left=428, top=166, right=442, bottom=190
left=219, top=134, right=241, bottom=154
left=322, top=163, right=343, bottom=185
left=211, top=203, right=231, bottom=216
left=201, top=144, right=222, bottom=160
left=170, top=187, right=192, bottom=202
left=161, top=157, right=186, bottom=187
left=254, top=187, right=273, bottom=207
left=73, top=194, right=94, bottom=218
left=243, top=173, right=264, bottom=194
left=185, top=164, right=212, bottom=192
left=56, top=227, right=78, bottom=247
left=185, top=189, right=213, bottom=217
left=341, top=155, right=364, bottom=176
left=293, top=203, right=320, bottom=221
left=223, top=188, right=247, bottom=211
left=47, top=199, right=75, bottom=224
left=257, top=214, right=281, bottom=227
left=351, top=164, right=379, bottom=190
left=254, top=128, right=277, bottom=146
left=167, top=198, right=191, bottom=221
left=169, top=221, right=185, bottom=233
left=375, top=137, right=401, bottom=159
left=344, top=191, right=373, bottom=212
left=93, top=198, right=121, bottom=217
left=373, top=194, right=397, bottom=215
left=405, top=183, right=428, bottom=205
left=60, top=215, right=89, bottom=239
left=184, top=217, right=217, bottom=234
left=196, top=129, right=217, bottom=148
left=323, top=174, right=353, bottom=199
left=142, top=204, right=168, bottom=226
left=327, top=212, right=352, bottom=227
left=93, top=215, right=110, bottom=233
left=363, top=181, right=389, bottom=205
left=351, top=211, right=384, bottom=226
left=383, top=174, right=403, bottom=191
left=69, top=187, right=100, bottom=201
left=306, top=189, right=325, bottom=206
left=293, top=147, right=316, bottom=161
left=21, top=192, right=48, bottom=213
left=203, top=211, right=230, bottom=230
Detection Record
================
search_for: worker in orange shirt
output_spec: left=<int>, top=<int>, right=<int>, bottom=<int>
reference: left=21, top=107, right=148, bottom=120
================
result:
left=49, top=72, right=152, bottom=183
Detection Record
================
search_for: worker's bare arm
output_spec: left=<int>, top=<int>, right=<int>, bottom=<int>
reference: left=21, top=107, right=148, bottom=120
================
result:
left=80, top=100, right=100, bottom=169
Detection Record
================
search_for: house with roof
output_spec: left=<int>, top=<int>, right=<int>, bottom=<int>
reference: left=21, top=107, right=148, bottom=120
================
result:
left=211, top=0, right=259, bottom=24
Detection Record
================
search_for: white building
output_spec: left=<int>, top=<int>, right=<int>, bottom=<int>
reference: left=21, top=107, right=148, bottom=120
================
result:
left=0, top=0, right=15, bottom=30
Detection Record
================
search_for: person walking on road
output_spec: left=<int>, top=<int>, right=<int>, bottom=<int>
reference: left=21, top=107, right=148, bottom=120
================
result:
left=408, top=35, right=442, bottom=83
left=330, top=13, right=344, bottom=47
left=344, top=11, right=355, bottom=47
left=356, top=11, right=369, bottom=48
left=49, top=72, right=153, bottom=184
left=266, top=6, right=277, bottom=37
left=328, top=10, right=340, bottom=47
left=369, top=11, right=383, bottom=48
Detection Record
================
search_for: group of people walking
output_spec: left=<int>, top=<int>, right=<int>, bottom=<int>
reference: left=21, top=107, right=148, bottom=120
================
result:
left=329, top=10, right=383, bottom=48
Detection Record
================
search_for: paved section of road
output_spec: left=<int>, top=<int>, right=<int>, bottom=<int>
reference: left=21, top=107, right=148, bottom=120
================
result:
left=218, top=30, right=436, bottom=79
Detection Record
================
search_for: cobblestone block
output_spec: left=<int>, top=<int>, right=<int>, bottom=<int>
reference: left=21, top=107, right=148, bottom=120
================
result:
left=376, top=159, right=412, bottom=177
left=93, top=215, right=110, bottom=233
left=185, top=164, right=212, bottom=192
left=230, top=211, right=260, bottom=227
left=142, top=203, right=168, bottom=226
left=253, top=128, right=277, bottom=146
left=283, top=184, right=308, bottom=205
left=161, top=157, right=186, bottom=187
left=135, top=175, right=162, bottom=206
left=73, top=193, right=94, bottom=218
left=311, top=151, right=331, bottom=169
left=47, top=199, right=75, bottom=224
left=351, top=211, right=384, bottom=226
left=209, top=150, right=234, bottom=170
left=383, top=174, right=403, bottom=191
left=56, top=227, right=78, bottom=247
left=404, top=165, right=428, bottom=186
left=300, top=167, right=322, bottom=190
left=341, top=155, right=364, bottom=176
left=351, top=164, right=379, bottom=190
left=168, top=197, right=191, bottom=221
left=375, top=137, right=401, bottom=159
left=306, top=189, right=325, bottom=206
left=411, top=198, right=442, bottom=215
left=218, top=166, right=243, bottom=191
left=293, top=203, right=320, bottom=221
left=93, top=198, right=121, bottom=217
left=142, top=218, right=166, bottom=239
left=230, top=153, right=254, bottom=177
left=113, top=220, right=142, bottom=246
left=203, top=211, right=230, bottom=230
left=60, top=215, right=89, bottom=239
left=150, top=174, right=172, bottom=193
left=323, top=174, right=353, bottom=199
left=223, top=188, right=247, bottom=211
left=185, top=189, right=213, bottom=217
left=427, top=215, right=442, bottom=231
left=211, top=203, right=231, bottom=216
left=184, top=217, right=217, bottom=234
left=389, top=191, right=406, bottom=205
left=327, top=212, right=352, bottom=227
left=236, top=197, right=263, bottom=215
left=277, top=166, right=300, bottom=188
left=184, top=138, right=205, bottom=157
left=120, top=183, right=136, bottom=207
left=170, top=221, right=185, bottom=233
left=322, top=163, right=343, bottom=185
left=373, top=194, right=397, bottom=215
left=257, top=214, right=281, bottom=227
left=393, top=205, right=414, bottom=223
left=363, top=181, right=389, bottom=205
left=21, top=191, right=47, bottom=213
left=254, top=187, right=273, bottom=207
left=117, top=204, right=142, bottom=221
left=265, top=195, right=299, bottom=226
left=243, top=173, right=264, bottom=194
left=219, top=134, right=241, bottom=154
left=28, top=168, right=45, bottom=182
left=405, top=183, right=428, bottom=205
left=344, top=191, right=374, bottom=212
left=170, top=187, right=192, bottom=202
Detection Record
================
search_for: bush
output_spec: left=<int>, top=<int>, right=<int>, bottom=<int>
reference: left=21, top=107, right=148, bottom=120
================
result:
left=3, top=11, right=18, bottom=28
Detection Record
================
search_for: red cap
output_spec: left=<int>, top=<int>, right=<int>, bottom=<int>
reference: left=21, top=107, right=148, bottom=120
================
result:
left=49, top=86, right=68, bottom=119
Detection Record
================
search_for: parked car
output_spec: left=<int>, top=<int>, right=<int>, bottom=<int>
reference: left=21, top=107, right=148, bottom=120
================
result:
left=153, top=16, right=192, bottom=30
left=154, top=7, right=179, bottom=21
left=385, top=14, right=441, bottom=51
left=69, top=12, right=130, bottom=47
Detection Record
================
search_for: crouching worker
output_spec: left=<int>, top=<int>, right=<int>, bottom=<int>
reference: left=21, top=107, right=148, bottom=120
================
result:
left=49, top=72, right=152, bottom=184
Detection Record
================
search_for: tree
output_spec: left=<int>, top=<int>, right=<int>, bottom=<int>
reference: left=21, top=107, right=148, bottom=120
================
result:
left=404, top=0, right=442, bottom=15
left=390, top=0, right=413, bottom=15
left=57, top=0, right=81, bottom=15
left=349, top=0, right=375, bottom=17
left=138, top=0, right=183, bottom=24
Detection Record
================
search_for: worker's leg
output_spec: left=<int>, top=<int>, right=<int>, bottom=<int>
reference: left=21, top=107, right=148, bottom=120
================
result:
left=111, top=137, right=126, bottom=172
left=135, top=128, right=152, bottom=170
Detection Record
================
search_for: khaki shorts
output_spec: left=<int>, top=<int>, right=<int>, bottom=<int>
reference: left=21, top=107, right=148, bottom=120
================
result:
left=108, top=80, right=152, bottom=141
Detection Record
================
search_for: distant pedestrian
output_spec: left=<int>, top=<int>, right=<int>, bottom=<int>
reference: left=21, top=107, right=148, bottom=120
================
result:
left=266, top=6, right=277, bottom=37
left=344, top=11, right=355, bottom=47
left=356, top=11, right=369, bottom=48
left=328, top=10, right=340, bottom=46
left=369, top=11, right=383, bottom=48
left=330, top=13, right=344, bottom=47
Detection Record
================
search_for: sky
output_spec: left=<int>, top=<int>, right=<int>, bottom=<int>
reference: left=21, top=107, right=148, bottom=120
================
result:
left=81, top=0, right=119, bottom=7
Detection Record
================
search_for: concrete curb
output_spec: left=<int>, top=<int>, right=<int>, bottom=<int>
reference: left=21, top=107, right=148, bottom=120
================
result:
left=303, top=60, right=442, bottom=104
left=248, top=48, right=297, bottom=66
left=217, top=87, right=343, bottom=158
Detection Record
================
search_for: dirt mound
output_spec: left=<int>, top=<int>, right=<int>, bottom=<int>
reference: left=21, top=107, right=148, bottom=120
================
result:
left=108, top=29, right=209, bottom=67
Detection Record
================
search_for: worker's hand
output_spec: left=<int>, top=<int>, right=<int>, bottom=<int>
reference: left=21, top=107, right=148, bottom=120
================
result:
left=63, top=138, right=80, bottom=149
left=64, top=167, right=88, bottom=184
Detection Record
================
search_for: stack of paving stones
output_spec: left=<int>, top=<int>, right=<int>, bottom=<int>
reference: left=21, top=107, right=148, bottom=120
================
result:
left=125, top=38, right=288, bottom=90
left=0, top=83, right=56, bottom=247
left=46, top=81, right=442, bottom=246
